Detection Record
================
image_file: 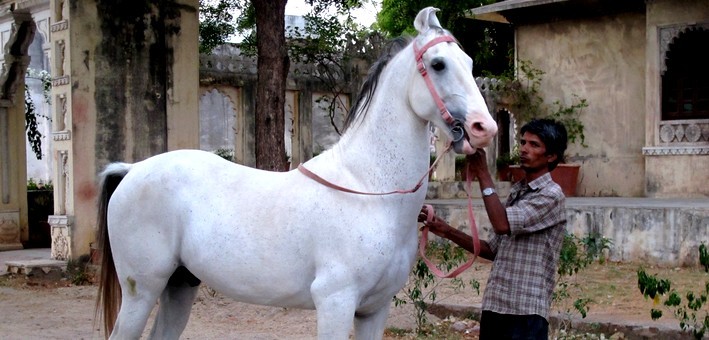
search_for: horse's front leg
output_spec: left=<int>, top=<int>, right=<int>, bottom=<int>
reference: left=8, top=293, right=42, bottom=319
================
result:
left=311, top=278, right=359, bottom=339
left=354, top=304, right=391, bottom=340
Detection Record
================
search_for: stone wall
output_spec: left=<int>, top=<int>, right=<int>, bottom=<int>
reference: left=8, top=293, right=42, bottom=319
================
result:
left=198, top=43, right=365, bottom=168
left=642, top=0, right=709, bottom=198
left=507, top=0, right=709, bottom=198
left=516, top=12, right=648, bottom=197
left=47, top=0, right=199, bottom=259
left=427, top=198, right=709, bottom=267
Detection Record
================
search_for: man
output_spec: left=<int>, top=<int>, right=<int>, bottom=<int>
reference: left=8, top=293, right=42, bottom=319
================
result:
left=421, top=118, right=568, bottom=339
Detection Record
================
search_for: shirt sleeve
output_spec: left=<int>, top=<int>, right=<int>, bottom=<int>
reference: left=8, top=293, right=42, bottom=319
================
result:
left=506, top=187, right=566, bottom=236
left=487, top=232, right=500, bottom=255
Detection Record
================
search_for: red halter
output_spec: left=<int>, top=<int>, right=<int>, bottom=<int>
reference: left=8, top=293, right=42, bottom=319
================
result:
left=412, top=35, right=459, bottom=125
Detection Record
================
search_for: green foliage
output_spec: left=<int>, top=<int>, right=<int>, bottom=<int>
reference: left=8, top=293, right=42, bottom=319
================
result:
left=495, top=147, right=519, bottom=169
left=580, top=232, right=613, bottom=264
left=548, top=96, right=589, bottom=147
left=25, top=84, right=42, bottom=160
left=637, top=246, right=709, bottom=339
left=377, top=0, right=495, bottom=37
left=198, top=0, right=240, bottom=54
left=65, top=254, right=92, bottom=286
left=492, top=60, right=589, bottom=148
left=553, top=233, right=612, bottom=334
left=393, top=241, right=480, bottom=335
left=27, top=178, right=53, bottom=191
left=214, top=148, right=235, bottom=161
left=700, top=243, right=709, bottom=272
left=24, top=68, right=52, bottom=161
left=377, top=0, right=512, bottom=77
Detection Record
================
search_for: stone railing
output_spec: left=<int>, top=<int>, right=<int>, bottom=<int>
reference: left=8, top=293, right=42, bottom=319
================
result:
left=643, top=119, right=709, bottom=155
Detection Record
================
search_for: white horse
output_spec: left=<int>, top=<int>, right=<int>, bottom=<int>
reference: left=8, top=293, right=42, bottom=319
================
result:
left=95, top=7, right=496, bottom=340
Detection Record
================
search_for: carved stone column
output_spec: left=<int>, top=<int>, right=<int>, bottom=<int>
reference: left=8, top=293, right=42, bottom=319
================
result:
left=48, top=214, right=72, bottom=260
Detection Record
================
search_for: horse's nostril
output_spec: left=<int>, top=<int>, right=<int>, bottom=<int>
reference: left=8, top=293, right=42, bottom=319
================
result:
left=473, top=122, right=484, bottom=132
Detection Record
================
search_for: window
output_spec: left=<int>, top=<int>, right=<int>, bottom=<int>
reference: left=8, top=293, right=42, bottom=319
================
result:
left=661, top=28, right=709, bottom=120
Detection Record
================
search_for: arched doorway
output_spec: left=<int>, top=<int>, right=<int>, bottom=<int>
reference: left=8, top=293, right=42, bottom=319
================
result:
left=0, top=12, right=37, bottom=250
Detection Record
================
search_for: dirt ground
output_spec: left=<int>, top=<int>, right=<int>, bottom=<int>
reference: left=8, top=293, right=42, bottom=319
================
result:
left=0, top=260, right=705, bottom=339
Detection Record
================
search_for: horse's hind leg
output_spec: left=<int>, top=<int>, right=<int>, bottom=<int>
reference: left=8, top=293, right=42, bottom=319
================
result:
left=148, top=267, right=201, bottom=340
left=110, top=276, right=166, bottom=339
left=354, top=305, right=390, bottom=340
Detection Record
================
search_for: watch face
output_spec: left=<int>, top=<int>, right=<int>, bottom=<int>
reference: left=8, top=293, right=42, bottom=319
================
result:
left=483, top=188, right=495, bottom=196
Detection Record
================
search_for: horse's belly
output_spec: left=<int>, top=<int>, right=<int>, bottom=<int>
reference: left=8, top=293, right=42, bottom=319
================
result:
left=180, top=229, right=319, bottom=309
left=204, top=275, right=317, bottom=309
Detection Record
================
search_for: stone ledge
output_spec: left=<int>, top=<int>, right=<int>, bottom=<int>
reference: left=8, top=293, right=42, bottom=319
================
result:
left=5, top=259, right=67, bottom=279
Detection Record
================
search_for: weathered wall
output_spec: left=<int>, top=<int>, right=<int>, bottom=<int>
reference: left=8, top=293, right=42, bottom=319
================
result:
left=429, top=199, right=709, bottom=267
left=643, top=0, right=709, bottom=198
left=515, top=12, right=647, bottom=197
left=198, top=44, right=360, bottom=169
left=57, top=0, right=199, bottom=257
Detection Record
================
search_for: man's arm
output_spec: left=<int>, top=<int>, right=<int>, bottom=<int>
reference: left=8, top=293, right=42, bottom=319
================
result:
left=419, top=214, right=495, bottom=261
left=468, top=150, right=511, bottom=235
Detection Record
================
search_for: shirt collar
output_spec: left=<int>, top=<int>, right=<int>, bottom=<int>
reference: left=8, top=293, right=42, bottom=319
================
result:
left=514, top=172, right=553, bottom=192
left=527, top=172, right=553, bottom=191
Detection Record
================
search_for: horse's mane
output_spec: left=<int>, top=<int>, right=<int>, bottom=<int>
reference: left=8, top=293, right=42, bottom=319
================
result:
left=341, top=36, right=413, bottom=133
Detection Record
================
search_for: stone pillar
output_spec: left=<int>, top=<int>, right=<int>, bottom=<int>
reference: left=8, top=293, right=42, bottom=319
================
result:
left=45, top=0, right=201, bottom=260
left=48, top=214, right=71, bottom=260
left=48, top=0, right=73, bottom=260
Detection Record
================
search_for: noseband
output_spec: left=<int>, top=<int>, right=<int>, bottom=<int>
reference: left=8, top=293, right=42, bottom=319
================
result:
left=413, top=35, right=466, bottom=143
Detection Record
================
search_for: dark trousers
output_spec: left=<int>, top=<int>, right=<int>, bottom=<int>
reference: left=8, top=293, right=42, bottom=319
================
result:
left=479, top=310, right=549, bottom=340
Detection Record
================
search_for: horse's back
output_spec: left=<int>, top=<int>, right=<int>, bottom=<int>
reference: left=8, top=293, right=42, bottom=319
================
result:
left=104, top=150, right=318, bottom=294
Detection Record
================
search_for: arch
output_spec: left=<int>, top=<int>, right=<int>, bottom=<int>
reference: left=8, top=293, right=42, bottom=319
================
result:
left=661, top=26, right=709, bottom=121
left=1, top=14, right=36, bottom=103
left=660, top=23, right=709, bottom=75
left=199, top=88, right=237, bottom=153
left=0, top=11, right=37, bottom=250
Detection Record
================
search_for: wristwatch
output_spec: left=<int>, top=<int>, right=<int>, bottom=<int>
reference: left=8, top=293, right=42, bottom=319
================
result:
left=482, top=187, right=496, bottom=197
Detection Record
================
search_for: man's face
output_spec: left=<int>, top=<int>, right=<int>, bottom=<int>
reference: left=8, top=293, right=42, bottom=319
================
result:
left=519, top=132, right=556, bottom=172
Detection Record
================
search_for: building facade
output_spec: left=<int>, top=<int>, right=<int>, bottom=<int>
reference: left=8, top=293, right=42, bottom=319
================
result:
left=473, top=0, right=709, bottom=198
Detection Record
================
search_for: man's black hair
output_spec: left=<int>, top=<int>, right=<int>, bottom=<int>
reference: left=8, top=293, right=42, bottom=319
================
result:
left=520, top=118, right=568, bottom=171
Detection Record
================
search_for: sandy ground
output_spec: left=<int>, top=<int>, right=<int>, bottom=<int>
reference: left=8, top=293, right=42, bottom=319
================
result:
left=0, top=258, right=699, bottom=340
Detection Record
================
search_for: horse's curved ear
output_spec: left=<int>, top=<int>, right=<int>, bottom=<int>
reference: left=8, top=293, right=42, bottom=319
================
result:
left=414, top=7, right=441, bottom=34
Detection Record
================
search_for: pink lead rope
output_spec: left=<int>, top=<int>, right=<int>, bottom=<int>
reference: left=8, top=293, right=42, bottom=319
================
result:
left=298, top=146, right=481, bottom=279
left=299, top=34, right=480, bottom=278
left=418, top=161, right=480, bottom=278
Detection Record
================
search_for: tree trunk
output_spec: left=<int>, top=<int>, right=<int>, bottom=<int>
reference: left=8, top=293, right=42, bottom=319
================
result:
left=253, top=0, right=289, bottom=171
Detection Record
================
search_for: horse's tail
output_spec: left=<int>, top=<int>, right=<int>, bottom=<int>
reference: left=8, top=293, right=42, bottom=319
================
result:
left=94, top=162, right=132, bottom=338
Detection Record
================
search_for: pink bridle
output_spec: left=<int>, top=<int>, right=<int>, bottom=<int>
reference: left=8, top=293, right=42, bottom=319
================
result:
left=297, top=34, right=480, bottom=278
left=413, top=35, right=459, bottom=125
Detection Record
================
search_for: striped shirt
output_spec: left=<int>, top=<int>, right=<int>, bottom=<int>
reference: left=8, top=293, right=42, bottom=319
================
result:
left=482, top=172, right=566, bottom=320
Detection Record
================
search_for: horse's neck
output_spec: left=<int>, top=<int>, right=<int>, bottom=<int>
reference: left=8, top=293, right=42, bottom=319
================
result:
left=311, top=60, right=431, bottom=191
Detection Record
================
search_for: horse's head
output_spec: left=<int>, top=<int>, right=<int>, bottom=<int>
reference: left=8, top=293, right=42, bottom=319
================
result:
left=409, top=7, right=497, bottom=154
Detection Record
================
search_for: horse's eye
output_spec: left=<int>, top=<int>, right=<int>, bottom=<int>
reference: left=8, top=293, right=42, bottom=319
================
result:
left=431, top=59, right=445, bottom=71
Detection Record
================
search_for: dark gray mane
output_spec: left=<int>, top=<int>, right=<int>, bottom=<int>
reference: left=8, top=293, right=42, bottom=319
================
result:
left=341, top=36, right=413, bottom=133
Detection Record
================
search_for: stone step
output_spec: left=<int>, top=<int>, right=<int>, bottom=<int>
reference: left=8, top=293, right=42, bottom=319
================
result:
left=5, top=259, right=67, bottom=279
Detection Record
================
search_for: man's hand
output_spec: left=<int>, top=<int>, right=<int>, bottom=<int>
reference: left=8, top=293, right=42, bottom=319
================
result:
left=466, top=149, right=489, bottom=180
left=418, top=206, right=452, bottom=237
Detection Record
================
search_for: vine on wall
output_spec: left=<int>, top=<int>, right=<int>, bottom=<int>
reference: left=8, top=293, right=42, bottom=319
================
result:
left=24, top=68, right=52, bottom=160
